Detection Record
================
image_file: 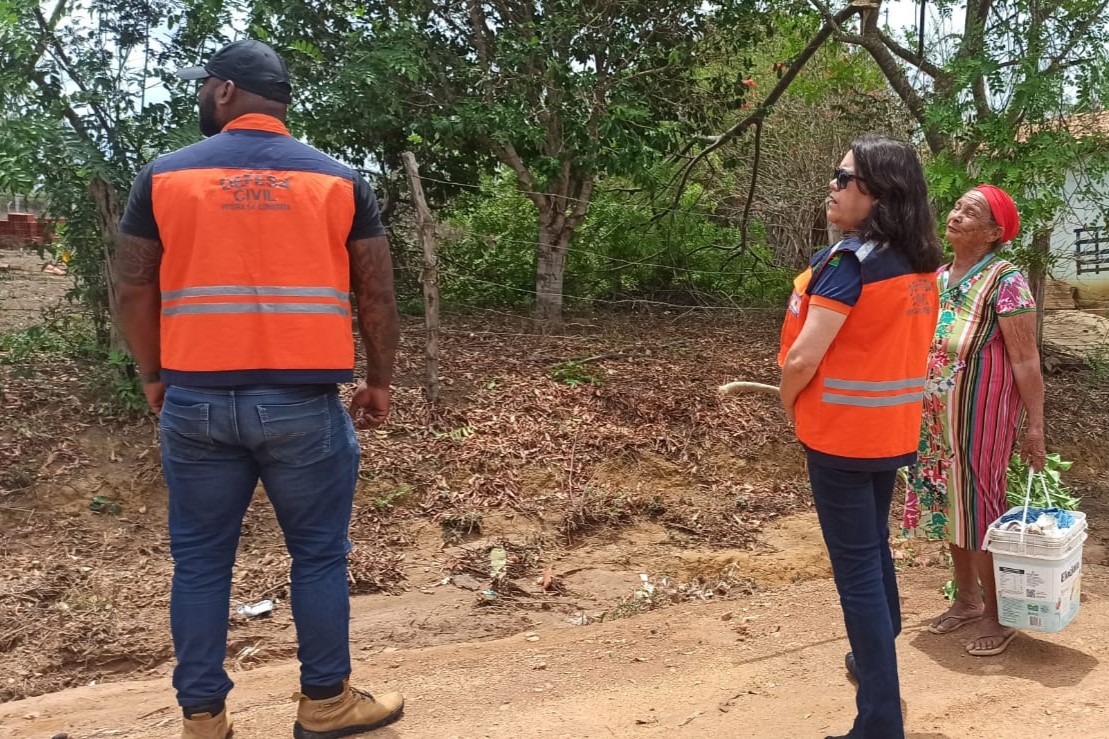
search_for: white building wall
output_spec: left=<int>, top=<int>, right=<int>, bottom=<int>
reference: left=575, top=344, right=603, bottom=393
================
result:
left=1050, top=168, right=1109, bottom=300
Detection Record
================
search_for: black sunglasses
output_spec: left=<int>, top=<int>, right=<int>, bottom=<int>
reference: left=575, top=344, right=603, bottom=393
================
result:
left=833, top=168, right=863, bottom=190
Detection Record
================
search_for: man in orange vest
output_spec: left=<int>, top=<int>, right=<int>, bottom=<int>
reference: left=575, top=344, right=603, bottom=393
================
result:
left=114, top=40, right=403, bottom=739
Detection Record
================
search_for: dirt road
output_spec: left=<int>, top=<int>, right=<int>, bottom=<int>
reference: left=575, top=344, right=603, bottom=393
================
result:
left=4, top=305, right=1107, bottom=738
left=4, top=564, right=1106, bottom=739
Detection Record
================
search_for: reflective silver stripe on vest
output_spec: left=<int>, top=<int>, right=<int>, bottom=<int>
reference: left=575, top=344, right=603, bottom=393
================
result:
left=823, top=377, right=925, bottom=392
left=162, top=285, right=349, bottom=302
left=163, top=303, right=350, bottom=317
left=822, top=391, right=924, bottom=407
left=854, top=240, right=879, bottom=262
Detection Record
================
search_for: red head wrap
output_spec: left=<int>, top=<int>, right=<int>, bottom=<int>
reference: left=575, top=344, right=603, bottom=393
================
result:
left=974, top=184, right=1020, bottom=244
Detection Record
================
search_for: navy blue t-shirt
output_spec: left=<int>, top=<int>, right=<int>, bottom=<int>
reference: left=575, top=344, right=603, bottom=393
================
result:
left=807, top=242, right=863, bottom=312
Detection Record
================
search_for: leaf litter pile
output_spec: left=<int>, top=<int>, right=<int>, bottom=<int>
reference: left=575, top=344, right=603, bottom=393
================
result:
left=4, top=311, right=1104, bottom=702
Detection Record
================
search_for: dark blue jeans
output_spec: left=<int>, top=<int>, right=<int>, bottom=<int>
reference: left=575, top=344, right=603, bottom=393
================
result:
left=160, top=385, right=359, bottom=708
left=808, top=461, right=903, bottom=739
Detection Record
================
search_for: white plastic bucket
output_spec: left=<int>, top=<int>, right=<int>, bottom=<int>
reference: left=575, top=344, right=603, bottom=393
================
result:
left=988, top=534, right=1084, bottom=633
left=984, top=472, right=1085, bottom=633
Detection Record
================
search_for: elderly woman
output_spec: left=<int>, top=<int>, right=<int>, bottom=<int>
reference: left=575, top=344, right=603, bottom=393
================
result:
left=903, top=184, right=1047, bottom=658
left=779, top=134, right=940, bottom=739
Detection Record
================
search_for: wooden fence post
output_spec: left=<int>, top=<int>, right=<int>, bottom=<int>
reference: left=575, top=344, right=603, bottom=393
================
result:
left=401, top=152, right=441, bottom=405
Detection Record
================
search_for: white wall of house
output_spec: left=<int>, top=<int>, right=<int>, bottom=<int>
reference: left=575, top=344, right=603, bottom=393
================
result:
left=1050, top=168, right=1109, bottom=300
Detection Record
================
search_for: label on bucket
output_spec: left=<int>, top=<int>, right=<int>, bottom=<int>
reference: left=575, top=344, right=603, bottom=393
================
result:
left=997, top=565, right=1049, bottom=599
left=993, top=544, right=1084, bottom=633
left=999, top=594, right=1080, bottom=633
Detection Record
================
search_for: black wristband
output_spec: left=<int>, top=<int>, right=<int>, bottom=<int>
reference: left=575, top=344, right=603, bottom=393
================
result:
left=140, top=372, right=161, bottom=384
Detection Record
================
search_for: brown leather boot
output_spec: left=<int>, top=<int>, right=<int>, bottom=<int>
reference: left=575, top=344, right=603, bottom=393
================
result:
left=181, top=708, right=232, bottom=739
left=293, top=680, right=404, bottom=738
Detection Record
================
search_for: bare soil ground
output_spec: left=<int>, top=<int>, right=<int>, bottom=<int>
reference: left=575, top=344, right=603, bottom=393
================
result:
left=4, top=564, right=1109, bottom=738
left=0, top=248, right=69, bottom=333
left=2, top=253, right=1109, bottom=737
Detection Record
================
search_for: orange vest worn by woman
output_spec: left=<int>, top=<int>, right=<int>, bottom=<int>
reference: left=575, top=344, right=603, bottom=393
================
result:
left=779, top=237, right=939, bottom=468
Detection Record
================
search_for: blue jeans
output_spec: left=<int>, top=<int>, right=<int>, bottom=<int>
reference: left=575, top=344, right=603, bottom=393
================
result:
left=160, top=385, right=359, bottom=708
left=808, top=461, right=903, bottom=739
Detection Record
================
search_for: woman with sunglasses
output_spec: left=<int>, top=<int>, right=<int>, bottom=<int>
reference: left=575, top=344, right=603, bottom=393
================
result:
left=778, top=134, right=941, bottom=739
left=902, top=185, right=1046, bottom=657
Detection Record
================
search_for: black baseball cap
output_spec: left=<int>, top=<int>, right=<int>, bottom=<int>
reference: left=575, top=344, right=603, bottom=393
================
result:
left=177, top=39, right=292, bottom=104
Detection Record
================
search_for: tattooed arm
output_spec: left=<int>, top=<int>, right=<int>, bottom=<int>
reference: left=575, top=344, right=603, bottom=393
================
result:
left=114, top=234, right=163, bottom=378
left=349, top=236, right=399, bottom=387
left=116, top=164, right=163, bottom=382
left=347, top=235, right=399, bottom=428
left=345, top=175, right=398, bottom=427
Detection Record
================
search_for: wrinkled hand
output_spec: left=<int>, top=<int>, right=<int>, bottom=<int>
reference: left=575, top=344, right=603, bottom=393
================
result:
left=144, top=381, right=165, bottom=416
left=1021, top=426, right=1047, bottom=472
left=350, top=382, right=390, bottom=429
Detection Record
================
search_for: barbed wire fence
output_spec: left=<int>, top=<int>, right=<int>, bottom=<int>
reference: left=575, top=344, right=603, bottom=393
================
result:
left=388, top=167, right=799, bottom=322
left=1, top=155, right=1107, bottom=381
left=391, top=154, right=1109, bottom=396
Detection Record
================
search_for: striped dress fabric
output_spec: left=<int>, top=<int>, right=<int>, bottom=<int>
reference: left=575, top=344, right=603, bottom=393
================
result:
left=902, top=256, right=1036, bottom=550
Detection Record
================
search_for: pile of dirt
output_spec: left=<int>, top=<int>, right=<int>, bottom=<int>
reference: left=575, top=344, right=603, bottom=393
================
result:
left=1043, top=279, right=1077, bottom=310
left=0, top=312, right=808, bottom=700
left=2, top=310, right=1107, bottom=704
left=1043, top=310, right=1109, bottom=360
left=0, top=249, right=71, bottom=335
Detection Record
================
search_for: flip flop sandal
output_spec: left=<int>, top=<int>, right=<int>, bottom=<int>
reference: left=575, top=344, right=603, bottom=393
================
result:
left=928, top=612, right=983, bottom=634
left=966, top=630, right=1017, bottom=657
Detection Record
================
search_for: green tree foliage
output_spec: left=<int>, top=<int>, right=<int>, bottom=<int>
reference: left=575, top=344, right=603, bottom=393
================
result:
left=671, top=0, right=1109, bottom=339
left=681, top=10, right=916, bottom=268
left=437, top=170, right=790, bottom=311
left=814, top=0, right=1109, bottom=337
left=249, top=0, right=765, bottom=326
left=5, top=0, right=1108, bottom=343
left=0, top=0, right=199, bottom=347
left=808, top=0, right=1109, bottom=239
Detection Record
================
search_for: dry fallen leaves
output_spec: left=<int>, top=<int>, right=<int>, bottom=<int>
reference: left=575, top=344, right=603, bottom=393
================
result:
left=1, top=312, right=1104, bottom=702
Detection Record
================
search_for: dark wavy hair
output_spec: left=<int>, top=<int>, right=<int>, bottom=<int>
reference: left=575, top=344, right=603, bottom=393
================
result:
left=850, top=134, right=942, bottom=273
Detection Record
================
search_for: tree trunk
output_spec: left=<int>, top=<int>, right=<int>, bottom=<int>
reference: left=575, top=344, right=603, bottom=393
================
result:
left=1028, top=228, right=1052, bottom=350
left=534, top=217, right=571, bottom=329
left=88, top=175, right=126, bottom=352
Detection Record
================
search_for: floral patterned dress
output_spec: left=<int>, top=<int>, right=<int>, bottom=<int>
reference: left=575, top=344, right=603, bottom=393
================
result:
left=902, top=256, right=1036, bottom=550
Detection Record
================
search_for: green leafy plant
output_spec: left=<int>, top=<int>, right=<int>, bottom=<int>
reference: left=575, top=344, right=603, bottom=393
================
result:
left=437, top=171, right=791, bottom=314
left=0, top=324, right=70, bottom=365
left=0, top=308, right=98, bottom=365
left=941, top=549, right=956, bottom=602
left=372, top=484, right=412, bottom=511
left=936, top=463, right=1059, bottom=619
left=942, top=578, right=958, bottom=602
left=89, top=495, right=123, bottom=516
left=103, top=350, right=148, bottom=414
left=551, top=361, right=604, bottom=388
left=1084, top=346, right=1109, bottom=385
left=1006, top=453, right=1080, bottom=511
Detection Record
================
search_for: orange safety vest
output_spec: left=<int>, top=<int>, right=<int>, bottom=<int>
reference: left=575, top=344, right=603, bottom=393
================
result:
left=146, top=114, right=360, bottom=386
left=778, top=239, right=939, bottom=467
